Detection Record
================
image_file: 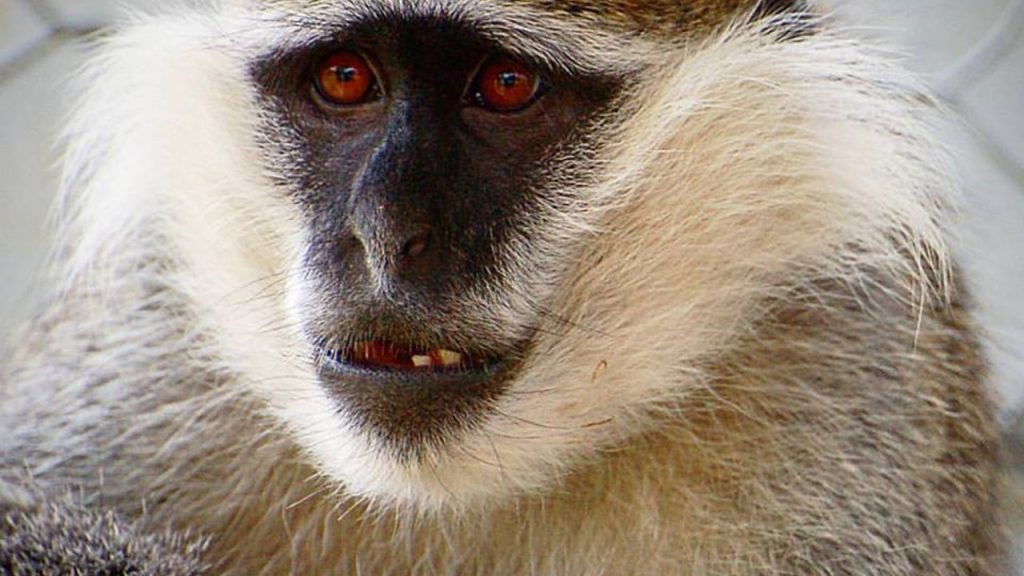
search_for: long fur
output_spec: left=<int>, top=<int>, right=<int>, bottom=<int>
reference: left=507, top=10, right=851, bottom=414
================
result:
left=0, top=2, right=1003, bottom=574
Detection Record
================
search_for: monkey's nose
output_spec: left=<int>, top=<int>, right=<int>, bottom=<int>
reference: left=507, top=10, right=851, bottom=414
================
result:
left=377, top=225, right=442, bottom=287
left=347, top=207, right=447, bottom=292
left=401, top=229, right=431, bottom=259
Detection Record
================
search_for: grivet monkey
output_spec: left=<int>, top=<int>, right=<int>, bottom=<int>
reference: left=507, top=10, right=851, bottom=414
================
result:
left=0, top=0, right=1006, bottom=574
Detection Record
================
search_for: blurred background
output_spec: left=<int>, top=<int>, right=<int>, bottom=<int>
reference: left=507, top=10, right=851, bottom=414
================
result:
left=0, top=0, right=1022, bottom=569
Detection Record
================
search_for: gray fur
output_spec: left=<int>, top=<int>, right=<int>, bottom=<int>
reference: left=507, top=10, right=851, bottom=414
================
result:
left=0, top=498, right=207, bottom=576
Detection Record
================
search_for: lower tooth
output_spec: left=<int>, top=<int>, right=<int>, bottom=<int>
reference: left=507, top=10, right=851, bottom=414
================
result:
left=437, top=349, right=462, bottom=367
left=412, top=355, right=433, bottom=368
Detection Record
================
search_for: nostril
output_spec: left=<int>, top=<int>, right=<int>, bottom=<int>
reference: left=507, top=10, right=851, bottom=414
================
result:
left=401, top=230, right=432, bottom=259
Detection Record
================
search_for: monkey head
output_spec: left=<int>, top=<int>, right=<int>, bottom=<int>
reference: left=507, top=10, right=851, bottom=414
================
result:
left=242, top=1, right=648, bottom=505
left=68, top=0, right=954, bottom=511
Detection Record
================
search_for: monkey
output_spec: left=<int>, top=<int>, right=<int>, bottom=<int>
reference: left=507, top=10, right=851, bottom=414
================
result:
left=0, top=0, right=1008, bottom=574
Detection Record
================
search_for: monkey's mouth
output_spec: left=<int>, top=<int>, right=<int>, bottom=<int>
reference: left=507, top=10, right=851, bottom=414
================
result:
left=312, top=335, right=518, bottom=454
left=316, top=340, right=495, bottom=373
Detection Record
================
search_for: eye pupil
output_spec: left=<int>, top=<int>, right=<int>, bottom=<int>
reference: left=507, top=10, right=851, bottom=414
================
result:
left=315, top=52, right=375, bottom=106
left=497, top=71, right=521, bottom=88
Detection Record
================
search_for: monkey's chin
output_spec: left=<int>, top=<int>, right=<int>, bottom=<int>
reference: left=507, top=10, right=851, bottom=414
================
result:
left=309, top=371, right=539, bottom=510
left=302, top=336, right=542, bottom=507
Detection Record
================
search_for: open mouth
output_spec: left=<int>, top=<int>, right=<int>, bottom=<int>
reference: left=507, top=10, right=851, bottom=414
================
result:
left=311, top=331, right=526, bottom=453
left=317, top=340, right=495, bottom=373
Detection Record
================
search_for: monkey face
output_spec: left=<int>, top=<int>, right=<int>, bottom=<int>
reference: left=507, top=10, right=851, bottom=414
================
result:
left=251, top=11, right=619, bottom=466
left=135, top=0, right=826, bottom=507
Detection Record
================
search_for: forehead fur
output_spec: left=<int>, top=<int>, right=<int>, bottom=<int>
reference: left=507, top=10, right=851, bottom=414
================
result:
left=239, top=0, right=654, bottom=77
left=520, top=0, right=782, bottom=36
left=252, top=0, right=793, bottom=39
left=239, top=0, right=801, bottom=79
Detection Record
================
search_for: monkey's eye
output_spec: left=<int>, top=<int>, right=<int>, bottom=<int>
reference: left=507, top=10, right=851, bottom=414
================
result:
left=468, top=56, right=543, bottom=113
left=313, top=51, right=377, bottom=106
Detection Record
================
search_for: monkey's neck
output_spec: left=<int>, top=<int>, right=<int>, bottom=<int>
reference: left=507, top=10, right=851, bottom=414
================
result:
left=166, top=279, right=994, bottom=576
left=160, top=405, right=772, bottom=576
left=6, top=262, right=995, bottom=575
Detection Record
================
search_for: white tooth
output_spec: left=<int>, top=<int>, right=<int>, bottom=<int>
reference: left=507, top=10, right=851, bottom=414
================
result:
left=412, top=355, right=433, bottom=368
left=438, top=349, right=462, bottom=367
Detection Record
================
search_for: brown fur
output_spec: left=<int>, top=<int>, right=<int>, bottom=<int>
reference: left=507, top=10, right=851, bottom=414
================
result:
left=511, top=0, right=803, bottom=37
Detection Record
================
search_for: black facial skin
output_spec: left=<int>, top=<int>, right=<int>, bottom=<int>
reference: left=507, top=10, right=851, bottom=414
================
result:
left=251, top=15, right=619, bottom=458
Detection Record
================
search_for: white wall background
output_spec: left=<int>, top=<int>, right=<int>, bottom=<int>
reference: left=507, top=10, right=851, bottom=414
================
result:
left=823, top=0, right=1024, bottom=420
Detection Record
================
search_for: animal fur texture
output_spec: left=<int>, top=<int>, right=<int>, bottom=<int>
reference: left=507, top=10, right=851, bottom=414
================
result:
left=0, top=495, right=207, bottom=576
left=0, top=1, right=1006, bottom=574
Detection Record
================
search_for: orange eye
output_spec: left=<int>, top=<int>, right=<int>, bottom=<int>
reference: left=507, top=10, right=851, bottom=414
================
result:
left=314, top=52, right=376, bottom=106
left=472, top=56, right=541, bottom=113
